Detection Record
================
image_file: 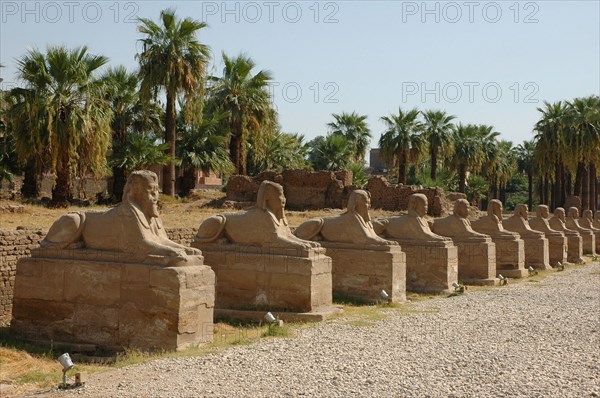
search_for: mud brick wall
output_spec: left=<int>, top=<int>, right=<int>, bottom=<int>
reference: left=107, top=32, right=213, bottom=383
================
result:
left=0, top=229, right=45, bottom=324
left=0, top=227, right=199, bottom=325
left=365, top=177, right=448, bottom=216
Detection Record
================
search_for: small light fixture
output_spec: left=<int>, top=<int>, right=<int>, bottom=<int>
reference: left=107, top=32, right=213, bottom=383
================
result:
left=380, top=289, right=389, bottom=299
left=264, top=312, right=276, bottom=323
left=58, top=353, right=74, bottom=388
left=556, top=261, right=565, bottom=271
left=452, top=282, right=460, bottom=289
left=498, top=274, right=508, bottom=285
left=451, top=282, right=465, bottom=293
left=528, top=266, right=538, bottom=276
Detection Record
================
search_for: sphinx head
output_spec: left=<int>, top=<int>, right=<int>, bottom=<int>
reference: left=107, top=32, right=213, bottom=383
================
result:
left=583, top=209, right=593, bottom=222
left=536, top=205, right=550, bottom=219
left=554, top=207, right=566, bottom=222
left=567, top=206, right=579, bottom=219
left=256, top=180, right=287, bottom=223
left=123, top=170, right=160, bottom=218
left=453, top=199, right=469, bottom=219
left=487, top=199, right=503, bottom=219
left=408, top=194, right=428, bottom=218
left=347, top=190, right=372, bottom=223
left=514, top=204, right=529, bottom=220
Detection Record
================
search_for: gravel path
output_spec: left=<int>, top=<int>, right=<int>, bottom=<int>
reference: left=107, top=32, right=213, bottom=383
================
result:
left=29, top=263, right=600, bottom=398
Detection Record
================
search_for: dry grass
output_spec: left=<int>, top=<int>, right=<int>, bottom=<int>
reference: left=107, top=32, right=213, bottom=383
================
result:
left=0, top=195, right=403, bottom=231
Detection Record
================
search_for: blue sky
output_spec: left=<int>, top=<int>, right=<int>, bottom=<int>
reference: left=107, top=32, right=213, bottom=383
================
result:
left=1, top=0, right=599, bottom=153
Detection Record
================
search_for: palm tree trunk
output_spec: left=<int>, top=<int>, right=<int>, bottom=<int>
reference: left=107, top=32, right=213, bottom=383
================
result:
left=538, top=176, right=544, bottom=205
left=500, top=183, right=506, bottom=204
left=458, top=164, right=466, bottom=193
left=554, top=160, right=562, bottom=208
left=21, top=159, right=39, bottom=198
left=163, top=91, right=176, bottom=196
left=574, top=162, right=584, bottom=198
left=52, top=150, right=72, bottom=207
left=588, top=161, right=596, bottom=211
left=544, top=174, right=550, bottom=207
left=111, top=166, right=126, bottom=201
left=559, top=162, right=567, bottom=207
left=528, top=172, right=533, bottom=209
left=581, top=163, right=589, bottom=210
left=430, top=148, right=438, bottom=181
left=229, top=124, right=243, bottom=175
left=398, top=151, right=407, bottom=184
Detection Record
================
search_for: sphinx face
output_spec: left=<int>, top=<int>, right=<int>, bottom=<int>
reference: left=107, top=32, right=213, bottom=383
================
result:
left=142, top=181, right=160, bottom=218
left=455, top=201, right=469, bottom=218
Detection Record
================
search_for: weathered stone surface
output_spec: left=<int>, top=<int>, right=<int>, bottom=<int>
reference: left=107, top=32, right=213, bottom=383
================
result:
left=502, top=204, right=550, bottom=270
left=194, top=244, right=332, bottom=314
left=472, top=200, right=527, bottom=278
left=580, top=210, right=600, bottom=253
left=374, top=194, right=458, bottom=292
left=566, top=207, right=597, bottom=255
left=431, top=199, right=498, bottom=285
left=549, top=208, right=584, bottom=263
left=11, top=255, right=214, bottom=351
left=319, top=243, right=406, bottom=303
left=529, top=205, right=568, bottom=266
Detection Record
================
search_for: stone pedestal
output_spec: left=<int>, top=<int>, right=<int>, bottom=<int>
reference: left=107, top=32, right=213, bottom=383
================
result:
left=501, top=228, right=550, bottom=270
left=545, top=234, right=568, bottom=266
left=317, top=243, right=406, bottom=303
left=564, top=233, right=584, bottom=263
left=11, top=249, right=214, bottom=351
left=452, top=239, right=499, bottom=286
left=580, top=232, right=597, bottom=255
left=193, top=243, right=336, bottom=320
left=489, top=237, right=528, bottom=278
left=387, top=239, right=458, bottom=293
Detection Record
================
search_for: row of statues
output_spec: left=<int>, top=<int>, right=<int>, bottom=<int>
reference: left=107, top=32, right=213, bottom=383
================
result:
left=13, top=171, right=599, bottom=351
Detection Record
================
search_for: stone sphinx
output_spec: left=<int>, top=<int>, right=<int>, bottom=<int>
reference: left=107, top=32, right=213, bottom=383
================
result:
left=192, top=181, right=335, bottom=318
left=195, top=180, right=319, bottom=250
left=471, top=200, right=527, bottom=278
left=295, top=190, right=396, bottom=246
left=294, top=190, right=405, bottom=303
left=41, top=170, right=201, bottom=266
left=373, top=193, right=458, bottom=293
left=565, top=207, right=597, bottom=255
left=529, top=205, right=568, bottom=266
left=431, top=199, right=498, bottom=285
left=549, top=207, right=584, bottom=263
left=502, top=204, right=550, bottom=270
left=12, top=170, right=215, bottom=351
left=580, top=210, right=600, bottom=253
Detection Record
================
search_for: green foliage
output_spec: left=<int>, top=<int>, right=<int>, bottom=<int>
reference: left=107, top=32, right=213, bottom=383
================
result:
left=506, top=174, right=528, bottom=193
left=466, top=174, right=488, bottom=206
left=111, top=132, right=171, bottom=172
left=308, top=134, right=353, bottom=171
left=505, top=192, right=532, bottom=211
left=349, top=163, right=369, bottom=186
left=327, top=111, right=371, bottom=164
left=248, top=131, right=309, bottom=175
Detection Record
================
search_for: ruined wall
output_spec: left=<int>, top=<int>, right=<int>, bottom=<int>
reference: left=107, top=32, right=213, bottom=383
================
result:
left=225, top=170, right=451, bottom=216
left=0, top=227, right=199, bottom=325
left=0, top=229, right=45, bottom=324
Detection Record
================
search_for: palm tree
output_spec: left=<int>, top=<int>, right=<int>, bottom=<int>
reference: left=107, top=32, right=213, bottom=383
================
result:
left=177, top=109, right=233, bottom=196
left=248, top=131, right=309, bottom=174
left=11, top=46, right=112, bottom=206
left=327, top=111, right=371, bottom=164
left=308, top=134, right=352, bottom=171
left=378, top=107, right=424, bottom=184
left=516, top=139, right=537, bottom=209
left=422, top=110, right=456, bottom=181
left=449, top=124, right=483, bottom=193
left=137, top=8, right=210, bottom=196
left=208, top=52, right=275, bottom=175
left=102, top=66, right=163, bottom=199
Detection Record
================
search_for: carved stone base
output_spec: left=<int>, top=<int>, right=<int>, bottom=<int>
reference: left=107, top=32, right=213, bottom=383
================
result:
left=580, top=232, right=597, bottom=255
left=317, top=243, right=406, bottom=303
left=453, top=239, right=499, bottom=286
left=564, top=234, right=584, bottom=263
left=593, top=231, right=600, bottom=253
left=215, top=307, right=343, bottom=323
left=11, top=251, right=214, bottom=351
left=544, top=233, right=568, bottom=266
left=388, top=240, right=457, bottom=293
left=520, top=236, right=551, bottom=270
left=488, top=237, right=527, bottom=278
left=194, top=244, right=332, bottom=314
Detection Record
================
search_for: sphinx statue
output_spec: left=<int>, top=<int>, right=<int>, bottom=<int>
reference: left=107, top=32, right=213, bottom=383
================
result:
left=529, top=205, right=568, bottom=266
left=566, top=207, right=597, bottom=255
left=373, top=193, right=451, bottom=243
left=502, top=204, right=550, bottom=269
left=431, top=199, right=498, bottom=285
left=549, top=207, right=584, bottom=263
left=195, top=180, right=320, bottom=250
left=42, top=170, right=201, bottom=266
left=580, top=210, right=600, bottom=253
left=295, top=190, right=396, bottom=246
left=373, top=194, right=458, bottom=293
left=472, top=200, right=527, bottom=278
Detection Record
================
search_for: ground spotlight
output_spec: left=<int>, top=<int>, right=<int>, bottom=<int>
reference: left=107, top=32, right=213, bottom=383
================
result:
left=528, top=266, right=537, bottom=276
left=58, top=353, right=74, bottom=388
left=264, top=312, right=276, bottom=323
left=556, top=261, right=565, bottom=271
left=452, top=282, right=465, bottom=293
left=498, top=274, right=508, bottom=285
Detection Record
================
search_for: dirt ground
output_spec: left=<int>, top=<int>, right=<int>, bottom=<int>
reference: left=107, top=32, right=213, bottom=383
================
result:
left=0, top=191, right=402, bottom=231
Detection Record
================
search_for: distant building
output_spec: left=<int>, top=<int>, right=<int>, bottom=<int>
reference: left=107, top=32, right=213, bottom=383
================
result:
left=369, top=148, right=387, bottom=174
